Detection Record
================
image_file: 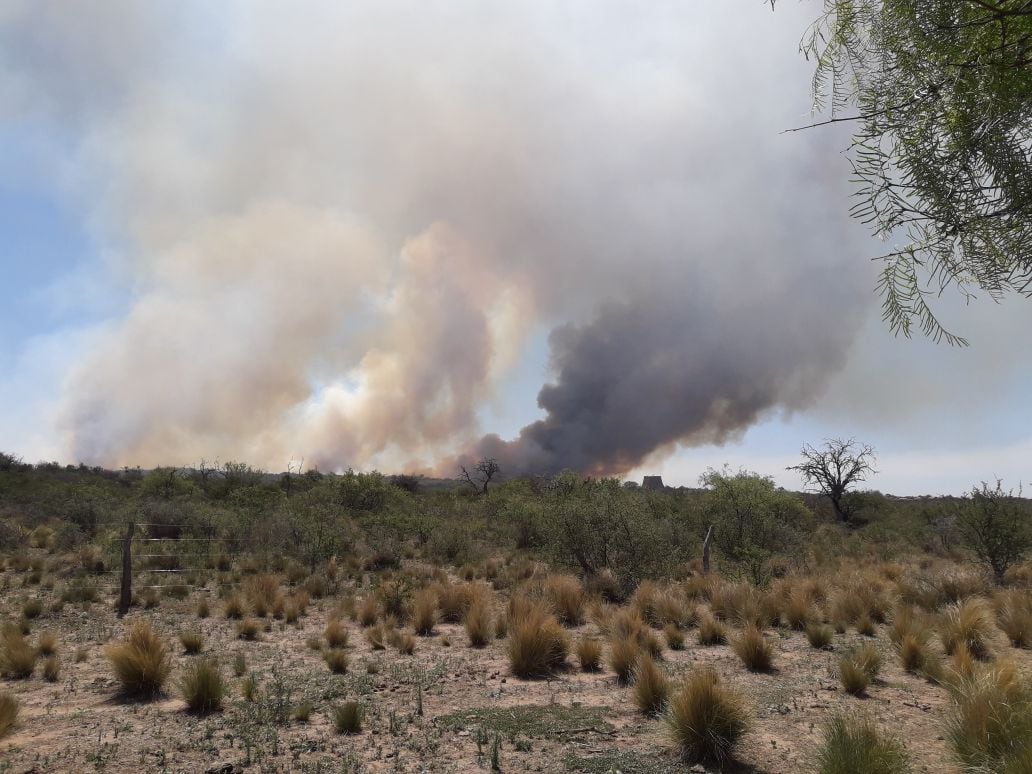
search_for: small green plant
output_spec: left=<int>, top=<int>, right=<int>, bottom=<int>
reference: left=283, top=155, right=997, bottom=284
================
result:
left=815, top=713, right=912, bottom=773
left=242, top=673, right=258, bottom=702
left=666, top=667, right=749, bottom=765
left=334, top=701, right=364, bottom=734
left=180, top=659, right=226, bottom=714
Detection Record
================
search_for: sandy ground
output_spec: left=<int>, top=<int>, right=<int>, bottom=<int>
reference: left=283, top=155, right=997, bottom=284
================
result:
left=1, top=573, right=1029, bottom=774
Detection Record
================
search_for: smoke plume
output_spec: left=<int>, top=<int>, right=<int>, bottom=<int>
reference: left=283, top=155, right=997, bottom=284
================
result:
left=1, top=2, right=872, bottom=476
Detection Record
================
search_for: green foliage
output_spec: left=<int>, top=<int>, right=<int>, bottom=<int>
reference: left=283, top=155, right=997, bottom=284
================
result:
left=791, top=0, right=1032, bottom=344
left=954, top=481, right=1031, bottom=583
left=701, top=468, right=811, bottom=584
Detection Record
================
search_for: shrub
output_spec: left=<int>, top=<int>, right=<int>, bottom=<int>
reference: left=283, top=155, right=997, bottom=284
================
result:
left=666, top=667, right=749, bottom=765
left=807, top=622, right=834, bottom=649
left=334, top=701, right=364, bottom=734
left=324, top=649, right=350, bottom=674
left=947, top=662, right=1032, bottom=771
left=609, top=636, right=640, bottom=684
left=42, top=655, right=60, bottom=682
left=179, top=631, right=203, bottom=654
left=180, top=659, right=226, bottom=714
left=545, top=575, right=585, bottom=626
left=465, top=600, right=492, bottom=648
left=633, top=655, right=669, bottom=716
left=731, top=625, right=773, bottom=672
left=955, top=480, right=1032, bottom=583
left=412, top=589, right=438, bottom=636
left=697, top=614, right=727, bottom=646
left=105, top=621, right=171, bottom=697
left=576, top=638, right=602, bottom=672
left=1, top=629, right=37, bottom=679
left=324, top=619, right=349, bottom=649
left=941, top=599, right=995, bottom=660
left=0, top=693, right=16, bottom=738
left=815, top=713, right=912, bottom=773
left=508, top=606, right=568, bottom=678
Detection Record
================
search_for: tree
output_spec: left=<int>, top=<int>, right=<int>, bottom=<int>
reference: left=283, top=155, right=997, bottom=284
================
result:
left=955, top=480, right=1031, bottom=583
left=701, top=467, right=812, bottom=585
left=459, top=457, right=500, bottom=496
left=779, top=0, right=1032, bottom=345
left=788, top=438, right=876, bottom=523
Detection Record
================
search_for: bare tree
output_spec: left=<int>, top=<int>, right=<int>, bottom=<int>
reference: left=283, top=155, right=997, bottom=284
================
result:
left=459, top=458, right=501, bottom=496
left=787, top=438, right=876, bottom=524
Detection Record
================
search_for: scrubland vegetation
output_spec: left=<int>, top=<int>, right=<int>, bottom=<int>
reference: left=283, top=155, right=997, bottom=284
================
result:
left=0, top=454, right=1030, bottom=771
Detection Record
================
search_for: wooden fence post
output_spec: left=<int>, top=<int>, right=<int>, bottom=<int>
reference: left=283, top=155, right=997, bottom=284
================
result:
left=702, top=524, right=713, bottom=575
left=118, top=521, right=135, bottom=617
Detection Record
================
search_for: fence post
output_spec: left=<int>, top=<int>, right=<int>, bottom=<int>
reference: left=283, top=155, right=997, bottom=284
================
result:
left=702, top=524, right=713, bottom=575
left=118, top=521, right=135, bottom=617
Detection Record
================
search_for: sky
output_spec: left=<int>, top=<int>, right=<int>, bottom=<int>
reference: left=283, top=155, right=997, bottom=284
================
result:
left=1, top=1, right=1031, bottom=496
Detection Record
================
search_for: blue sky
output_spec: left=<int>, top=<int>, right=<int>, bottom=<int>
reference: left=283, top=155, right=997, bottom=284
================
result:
left=2, top=1, right=1031, bottom=495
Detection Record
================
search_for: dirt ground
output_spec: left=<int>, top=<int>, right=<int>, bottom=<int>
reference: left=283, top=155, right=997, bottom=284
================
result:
left=1, top=573, right=1029, bottom=774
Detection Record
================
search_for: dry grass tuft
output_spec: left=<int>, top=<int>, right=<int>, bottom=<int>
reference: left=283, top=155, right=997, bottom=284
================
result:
left=814, top=713, right=912, bottom=774
left=395, top=632, right=416, bottom=655
left=665, top=623, right=685, bottom=650
left=357, top=596, right=379, bottom=627
left=464, top=599, right=493, bottom=648
left=1, top=628, right=38, bottom=679
left=508, top=604, right=568, bottom=678
left=334, top=701, right=364, bottom=734
left=179, top=659, right=226, bottom=714
left=947, top=661, right=1032, bottom=771
left=806, top=622, right=834, bottom=649
left=36, top=631, right=58, bottom=656
left=633, top=654, right=669, bottom=716
left=223, top=595, right=245, bottom=619
left=576, top=638, right=602, bottom=672
left=179, top=631, right=204, bottom=654
left=544, top=575, right=585, bottom=626
left=0, top=693, right=17, bottom=739
left=236, top=618, right=261, bottom=641
left=324, top=618, right=350, bottom=649
left=697, top=614, right=727, bottom=646
left=994, top=591, right=1032, bottom=648
left=366, top=623, right=386, bottom=650
left=731, top=624, right=773, bottom=672
left=323, top=649, right=350, bottom=674
left=42, top=655, right=60, bottom=682
left=940, top=598, right=995, bottom=660
left=609, top=636, right=641, bottom=684
left=105, top=620, right=171, bottom=697
left=666, top=667, right=749, bottom=765
left=412, top=589, right=438, bottom=636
